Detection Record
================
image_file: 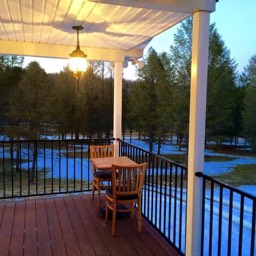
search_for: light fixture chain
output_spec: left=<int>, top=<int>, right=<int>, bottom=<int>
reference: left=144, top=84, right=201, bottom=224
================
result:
left=77, top=29, right=80, bottom=49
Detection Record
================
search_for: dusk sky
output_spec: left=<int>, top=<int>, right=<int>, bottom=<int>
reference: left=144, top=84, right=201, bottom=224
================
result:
left=24, top=0, right=256, bottom=79
left=144, top=0, right=256, bottom=72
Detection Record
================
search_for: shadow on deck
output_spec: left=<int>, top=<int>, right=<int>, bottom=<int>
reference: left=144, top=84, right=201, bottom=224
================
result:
left=0, top=193, right=180, bottom=256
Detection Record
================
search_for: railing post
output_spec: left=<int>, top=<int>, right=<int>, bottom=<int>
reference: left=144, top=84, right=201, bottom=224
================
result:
left=186, top=11, right=210, bottom=256
left=113, top=61, right=123, bottom=156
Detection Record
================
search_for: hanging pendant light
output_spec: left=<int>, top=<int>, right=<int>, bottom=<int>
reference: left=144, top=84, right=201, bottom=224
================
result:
left=69, top=25, right=88, bottom=80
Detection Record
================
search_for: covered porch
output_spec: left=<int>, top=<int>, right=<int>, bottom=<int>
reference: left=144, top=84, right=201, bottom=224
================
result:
left=0, top=1, right=241, bottom=256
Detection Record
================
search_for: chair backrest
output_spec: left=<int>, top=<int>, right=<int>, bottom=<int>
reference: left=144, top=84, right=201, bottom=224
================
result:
left=111, top=163, right=147, bottom=198
left=90, top=144, right=115, bottom=158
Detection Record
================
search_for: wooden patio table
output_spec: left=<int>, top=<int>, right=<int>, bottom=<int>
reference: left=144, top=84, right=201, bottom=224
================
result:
left=90, top=156, right=137, bottom=171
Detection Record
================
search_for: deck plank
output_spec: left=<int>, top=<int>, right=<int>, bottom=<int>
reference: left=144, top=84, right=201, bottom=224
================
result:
left=9, top=202, right=25, bottom=256
left=45, top=198, right=67, bottom=256
left=0, top=194, right=180, bottom=256
left=0, top=202, right=15, bottom=255
left=72, top=195, right=112, bottom=256
left=80, top=195, right=127, bottom=256
left=118, top=218, right=155, bottom=256
left=54, top=197, right=82, bottom=256
left=36, top=199, right=52, bottom=256
left=24, top=200, right=37, bottom=256
left=63, top=196, right=97, bottom=256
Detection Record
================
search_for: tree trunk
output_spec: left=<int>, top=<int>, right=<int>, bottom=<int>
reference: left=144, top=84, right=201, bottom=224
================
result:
left=30, top=146, right=38, bottom=182
left=157, top=137, right=162, bottom=155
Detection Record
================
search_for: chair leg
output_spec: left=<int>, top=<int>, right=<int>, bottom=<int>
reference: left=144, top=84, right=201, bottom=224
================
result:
left=130, top=203, right=135, bottom=219
left=105, top=200, right=109, bottom=224
left=90, top=179, right=95, bottom=200
left=112, top=204, right=117, bottom=236
left=137, top=202, right=142, bottom=233
left=97, top=180, right=101, bottom=208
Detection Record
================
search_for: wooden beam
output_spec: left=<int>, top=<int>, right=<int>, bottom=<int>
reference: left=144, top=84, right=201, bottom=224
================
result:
left=0, top=40, right=143, bottom=62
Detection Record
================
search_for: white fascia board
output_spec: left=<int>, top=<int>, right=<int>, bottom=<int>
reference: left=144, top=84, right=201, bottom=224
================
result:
left=88, top=0, right=216, bottom=13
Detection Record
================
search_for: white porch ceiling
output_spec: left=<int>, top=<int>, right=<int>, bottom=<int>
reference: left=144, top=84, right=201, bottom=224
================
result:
left=0, top=0, right=216, bottom=62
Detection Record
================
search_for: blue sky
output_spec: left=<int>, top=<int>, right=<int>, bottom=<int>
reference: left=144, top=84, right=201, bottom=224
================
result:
left=143, top=0, right=256, bottom=73
left=24, top=0, right=256, bottom=79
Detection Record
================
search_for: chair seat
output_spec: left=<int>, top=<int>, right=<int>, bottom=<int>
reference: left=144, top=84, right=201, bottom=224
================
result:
left=94, top=170, right=112, bottom=179
left=106, top=188, right=138, bottom=200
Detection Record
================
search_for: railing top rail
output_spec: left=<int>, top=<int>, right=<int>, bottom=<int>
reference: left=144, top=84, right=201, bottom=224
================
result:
left=118, top=139, right=187, bottom=169
left=196, top=171, right=256, bottom=200
left=0, top=138, right=115, bottom=143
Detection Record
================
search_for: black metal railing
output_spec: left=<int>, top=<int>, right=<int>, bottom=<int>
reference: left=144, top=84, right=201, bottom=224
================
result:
left=1, top=137, right=255, bottom=256
left=119, top=139, right=187, bottom=255
left=0, top=138, right=113, bottom=199
left=196, top=172, right=256, bottom=256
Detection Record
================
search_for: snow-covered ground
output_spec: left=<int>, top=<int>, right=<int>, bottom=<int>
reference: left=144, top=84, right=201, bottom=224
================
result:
left=124, top=138, right=256, bottom=195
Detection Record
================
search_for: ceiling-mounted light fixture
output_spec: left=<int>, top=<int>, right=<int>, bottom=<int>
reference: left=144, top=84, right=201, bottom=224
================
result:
left=131, top=57, right=145, bottom=69
left=69, top=25, right=88, bottom=80
left=109, top=61, right=128, bottom=70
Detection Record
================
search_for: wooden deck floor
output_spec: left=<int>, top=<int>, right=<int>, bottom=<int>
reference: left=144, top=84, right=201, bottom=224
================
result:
left=0, top=193, right=180, bottom=256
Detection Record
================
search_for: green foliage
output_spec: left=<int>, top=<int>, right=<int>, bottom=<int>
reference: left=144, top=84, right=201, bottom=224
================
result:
left=129, top=48, right=175, bottom=152
left=169, top=19, right=192, bottom=146
left=167, top=18, right=240, bottom=147
left=80, top=63, right=113, bottom=137
left=241, top=55, right=256, bottom=151
left=48, top=62, right=113, bottom=138
left=215, top=164, right=256, bottom=186
left=49, top=68, right=77, bottom=136
left=0, top=55, right=24, bottom=123
left=7, top=61, right=51, bottom=140
left=206, top=23, right=238, bottom=144
left=0, top=55, right=24, bottom=71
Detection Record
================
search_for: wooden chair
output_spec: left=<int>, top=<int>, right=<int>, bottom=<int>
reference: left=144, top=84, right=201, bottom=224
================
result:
left=90, top=144, right=115, bottom=208
left=105, top=163, right=147, bottom=236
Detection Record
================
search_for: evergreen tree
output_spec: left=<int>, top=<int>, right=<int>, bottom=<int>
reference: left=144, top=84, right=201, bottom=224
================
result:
left=80, top=65, right=103, bottom=138
left=7, top=61, right=51, bottom=140
left=0, top=55, right=24, bottom=125
left=169, top=19, right=192, bottom=147
left=49, top=67, right=76, bottom=138
left=130, top=48, right=174, bottom=153
left=91, top=62, right=113, bottom=137
left=169, top=18, right=238, bottom=147
left=7, top=61, right=52, bottom=181
left=241, top=54, right=256, bottom=151
left=206, top=23, right=238, bottom=145
left=0, top=55, right=24, bottom=71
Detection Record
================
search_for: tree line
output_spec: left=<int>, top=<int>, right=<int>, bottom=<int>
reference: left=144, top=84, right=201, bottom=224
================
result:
left=0, top=18, right=256, bottom=153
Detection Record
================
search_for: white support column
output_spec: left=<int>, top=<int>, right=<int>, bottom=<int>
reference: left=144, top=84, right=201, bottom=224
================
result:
left=113, top=62, right=123, bottom=156
left=186, top=11, right=210, bottom=256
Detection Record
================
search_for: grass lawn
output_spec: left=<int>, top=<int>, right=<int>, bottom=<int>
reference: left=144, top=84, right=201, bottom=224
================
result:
left=0, top=159, right=89, bottom=197
left=214, top=164, right=256, bottom=187
left=161, top=153, right=236, bottom=166
left=162, top=152, right=256, bottom=187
